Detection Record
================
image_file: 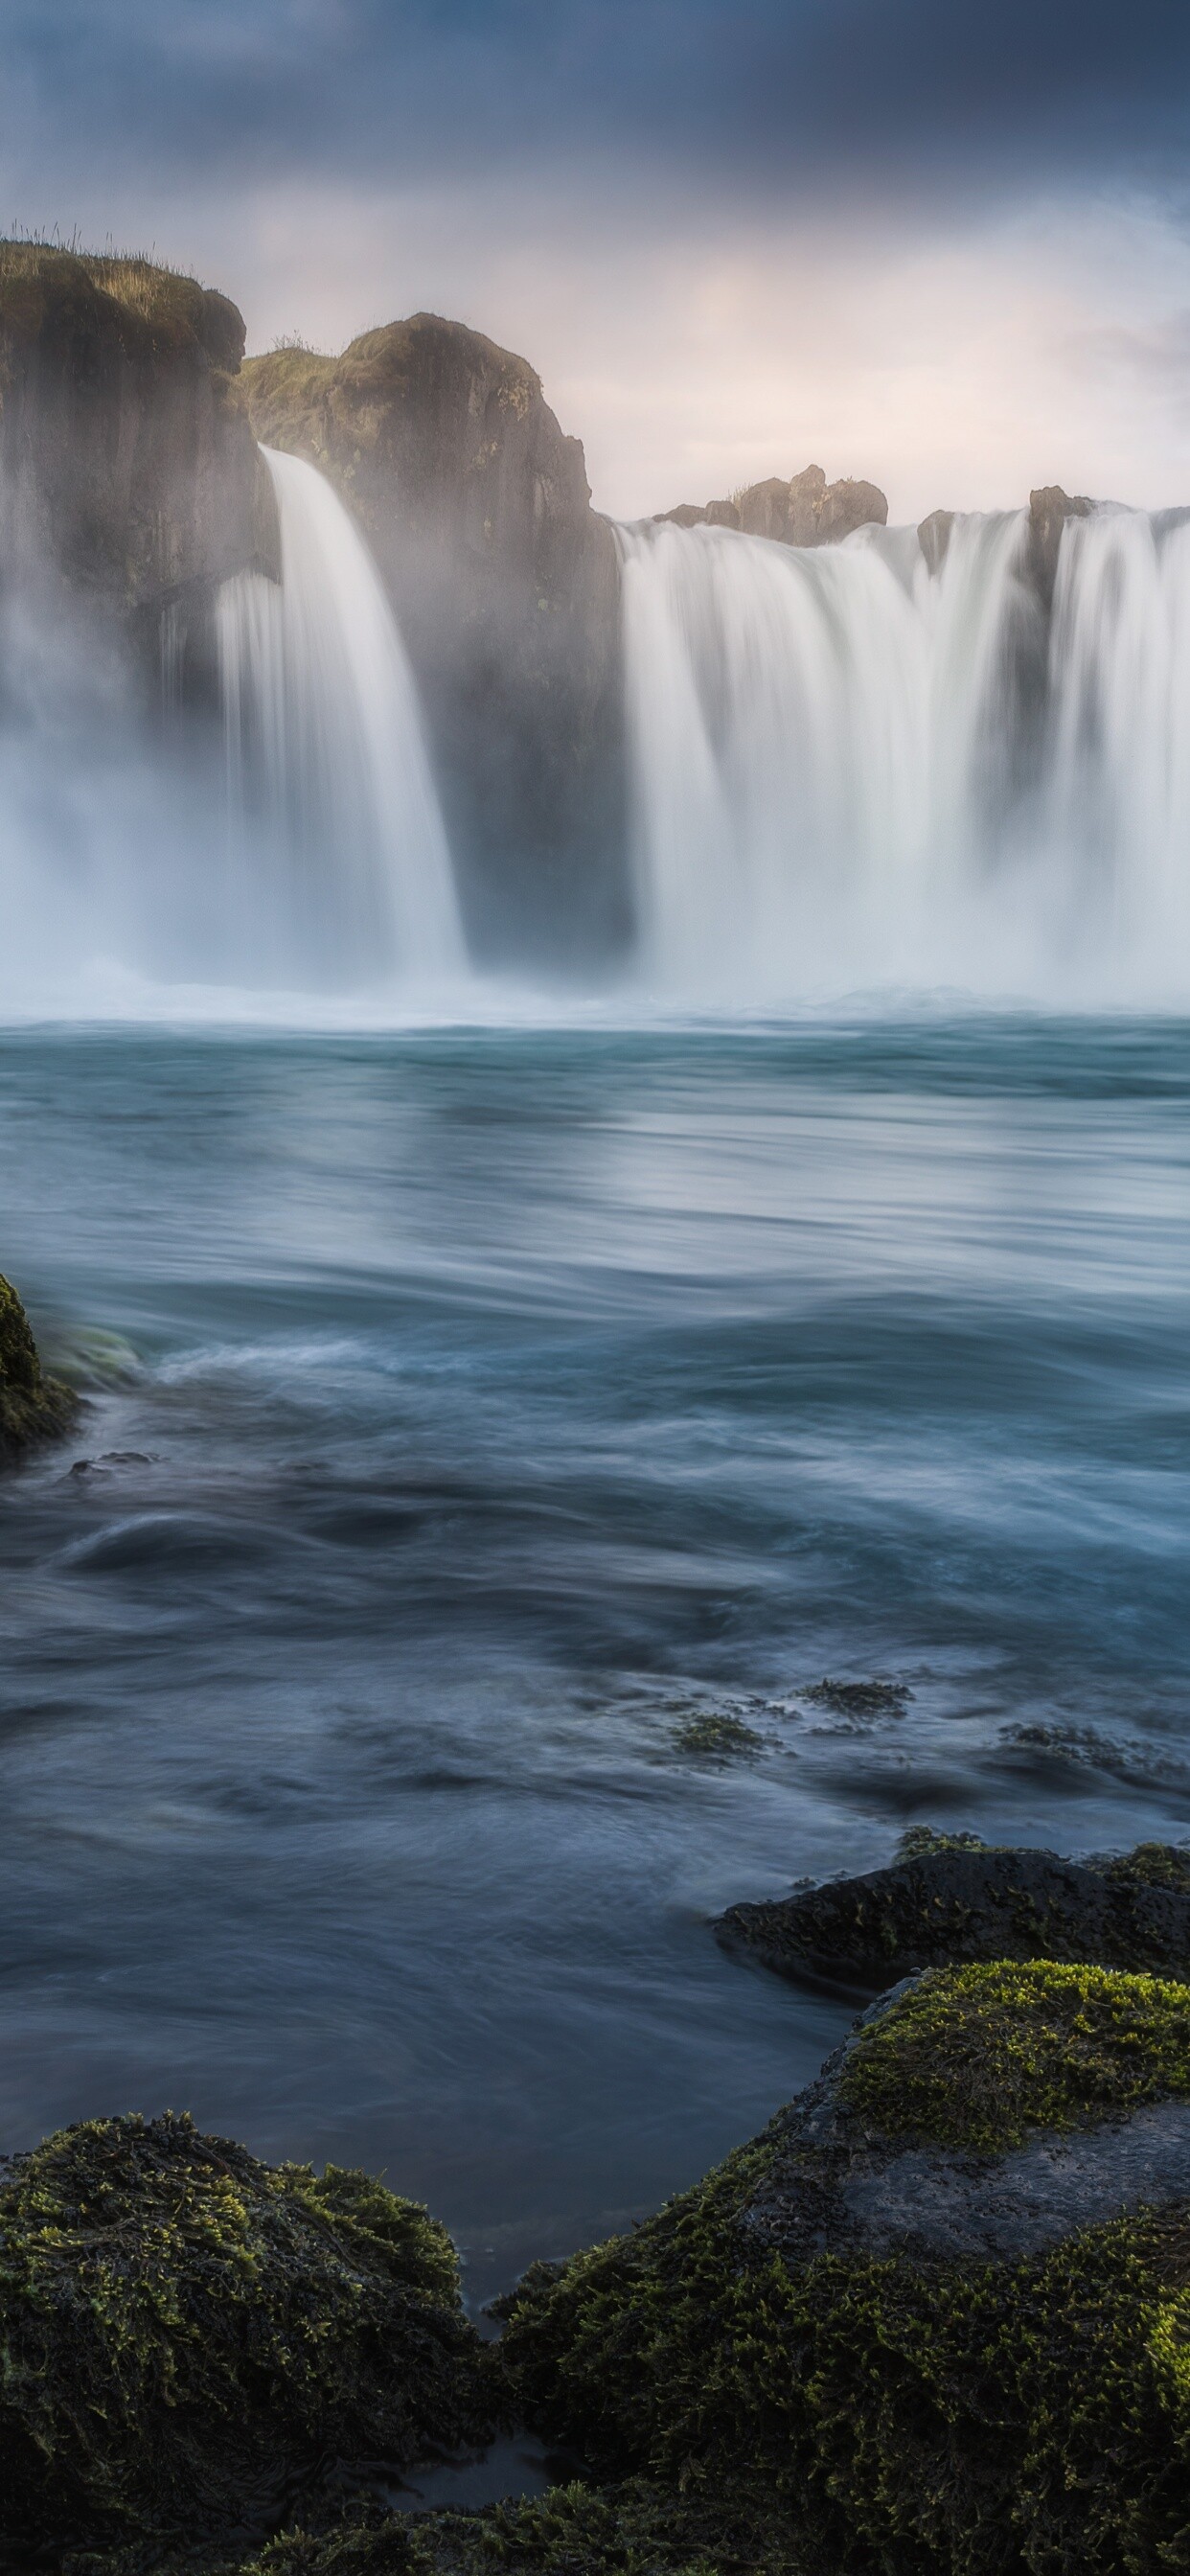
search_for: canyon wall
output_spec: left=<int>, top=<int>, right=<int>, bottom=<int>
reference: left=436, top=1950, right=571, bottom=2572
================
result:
left=0, top=246, right=275, bottom=639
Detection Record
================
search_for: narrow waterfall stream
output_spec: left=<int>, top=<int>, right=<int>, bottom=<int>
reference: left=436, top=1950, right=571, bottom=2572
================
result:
left=217, top=448, right=463, bottom=987
left=617, top=508, right=1190, bottom=1001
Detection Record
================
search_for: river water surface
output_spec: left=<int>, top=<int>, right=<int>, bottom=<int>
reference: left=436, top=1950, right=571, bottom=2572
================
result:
left=2, top=1018, right=1188, bottom=2302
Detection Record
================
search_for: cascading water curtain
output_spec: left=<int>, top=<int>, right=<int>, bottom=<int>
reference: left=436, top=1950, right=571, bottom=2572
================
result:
left=1048, top=508, right=1190, bottom=966
left=617, top=506, right=1190, bottom=1004
left=217, top=448, right=463, bottom=991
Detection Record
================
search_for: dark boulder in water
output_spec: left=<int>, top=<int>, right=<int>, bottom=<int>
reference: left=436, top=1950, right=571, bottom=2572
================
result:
left=0, top=1270, right=79, bottom=1459
left=0, top=2110, right=495, bottom=2566
left=495, top=1961, right=1190, bottom=2575
left=716, top=1828, right=1190, bottom=1991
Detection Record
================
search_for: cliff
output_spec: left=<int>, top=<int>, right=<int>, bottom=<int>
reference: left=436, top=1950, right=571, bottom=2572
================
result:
left=658, top=461, right=888, bottom=544
left=0, top=243, right=275, bottom=627
left=242, top=316, right=626, bottom=962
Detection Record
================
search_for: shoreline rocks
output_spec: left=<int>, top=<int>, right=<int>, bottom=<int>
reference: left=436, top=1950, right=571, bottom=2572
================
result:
left=716, top=1828, right=1190, bottom=1991
left=494, top=1959, right=1190, bottom=2574
left=0, top=2111, right=495, bottom=2568
left=8, top=1935, right=1190, bottom=2571
left=0, top=1271, right=80, bottom=1459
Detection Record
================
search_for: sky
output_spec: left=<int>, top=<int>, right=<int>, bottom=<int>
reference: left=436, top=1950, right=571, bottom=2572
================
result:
left=5, top=0, right=1190, bottom=521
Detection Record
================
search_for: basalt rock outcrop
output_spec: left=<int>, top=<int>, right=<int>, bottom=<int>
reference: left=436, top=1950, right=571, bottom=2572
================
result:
left=1027, top=482, right=1095, bottom=608
left=0, top=1270, right=79, bottom=1459
left=916, top=484, right=1095, bottom=597
left=658, top=462, right=888, bottom=547
left=717, top=1829, right=1190, bottom=1993
left=0, top=244, right=276, bottom=638
left=241, top=318, right=626, bottom=963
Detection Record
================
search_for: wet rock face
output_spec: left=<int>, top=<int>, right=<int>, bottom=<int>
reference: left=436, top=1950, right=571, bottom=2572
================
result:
left=1029, top=481, right=1094, bottom=607
left=0, top=245, right=276, bottom=627
left=0, top=1271, right=79, bottom=1458
left=242, top=316, right=627, bottom=967
left=0, top=2109, right=494, bottom=2565
left=716, top=1834, right=1190, bottom=1991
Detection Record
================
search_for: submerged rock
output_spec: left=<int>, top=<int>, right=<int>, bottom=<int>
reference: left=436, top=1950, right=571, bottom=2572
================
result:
left=0, top=2111, right=494, bottom=2566
left=496, top=1961, right=1190, bottom=2574
left=0, top=1271, right=80, bottom=1459
left=716, top=1828, right=1190, bottom=1991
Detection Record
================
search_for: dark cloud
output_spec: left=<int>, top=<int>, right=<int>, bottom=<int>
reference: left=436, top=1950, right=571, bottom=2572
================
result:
left=4, top=0, right=1189, bottom=208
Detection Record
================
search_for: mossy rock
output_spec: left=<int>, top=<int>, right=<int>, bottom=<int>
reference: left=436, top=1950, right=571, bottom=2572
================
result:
left=221, top=2477, right=794, bottom=2575
left=496, top=1963, right=1190, bottom=2574
left=0, top=1270, right=80, bottom=1459
left=0, top=2111, right=495, bottom=2566
left=716, top=1827, right=1190, bottom=1991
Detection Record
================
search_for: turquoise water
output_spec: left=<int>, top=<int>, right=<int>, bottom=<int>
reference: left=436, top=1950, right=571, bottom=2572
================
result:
left=1, top=1019, right=1188, bottom=2299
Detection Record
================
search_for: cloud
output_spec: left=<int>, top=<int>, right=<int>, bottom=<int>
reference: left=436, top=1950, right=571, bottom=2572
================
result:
left=4, top=0, right=1190, bottom=204
left=5, top=5, right=1190, bottom=523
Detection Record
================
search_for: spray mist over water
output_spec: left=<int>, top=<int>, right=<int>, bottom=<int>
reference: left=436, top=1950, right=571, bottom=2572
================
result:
left=0, top=448, right=464, bottom=1019
left=618, top=509, right=1190, bottom=1005
left=4, top=462, right=1190, bottom=1019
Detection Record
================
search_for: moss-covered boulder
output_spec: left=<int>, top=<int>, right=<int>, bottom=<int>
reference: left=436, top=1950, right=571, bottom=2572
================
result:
left=0, top=2111, right=495, bottom=2566
left=496, top=1962, right=1190, bottom=2574
left=0, top=1270, right=80, bottom=1458
left=716, top=1828, right=1190, bottom=1991
left=222, top=2477, right=788, bottom=2576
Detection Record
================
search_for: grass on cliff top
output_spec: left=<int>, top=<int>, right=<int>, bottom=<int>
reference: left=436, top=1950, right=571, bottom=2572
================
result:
left=0, top=238, right=244, bottom=367
left=839, top=1959, right=1190, bottom=2152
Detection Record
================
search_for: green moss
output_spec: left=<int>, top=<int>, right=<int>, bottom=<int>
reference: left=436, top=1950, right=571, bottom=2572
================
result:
left=498, top=2140, right=1190, bottom=2572
left=494, top=1964, right=1190, bottom=2571
left=232, top=2478, right=791, bottom=2576
left=893, top=1824, right=991, bottom=1860
left=1106, top=1841, right=1190, bottom=1893
left=671, top=1712, right=766, bottom=1763
left=495, top=2133, right=786, bottom=2486
left=838, top=1960, right=1190, bottom=2152
left=0, top=2111, right=494, bottom=2564
left=0, top=1270, right=79, bottom=1456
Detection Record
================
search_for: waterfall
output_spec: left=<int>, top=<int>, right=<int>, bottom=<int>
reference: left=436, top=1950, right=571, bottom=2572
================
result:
left=618, top=507, right=1190, bottom=1002
left=1048, top=508, right=1190, bottom=950
left=217, top=448, right=462, bottom=987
